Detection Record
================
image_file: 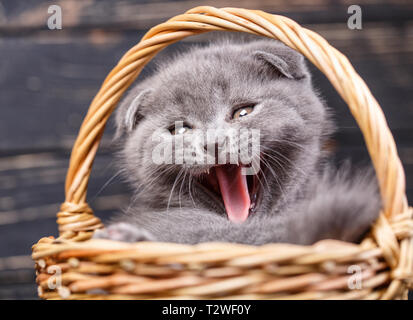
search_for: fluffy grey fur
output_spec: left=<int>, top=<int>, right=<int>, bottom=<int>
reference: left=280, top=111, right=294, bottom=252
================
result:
left=94, top=39, right=381, bottom=245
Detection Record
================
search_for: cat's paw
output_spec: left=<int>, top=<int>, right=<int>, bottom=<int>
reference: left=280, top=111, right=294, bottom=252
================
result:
left=93, top=223, right=155, bottom=242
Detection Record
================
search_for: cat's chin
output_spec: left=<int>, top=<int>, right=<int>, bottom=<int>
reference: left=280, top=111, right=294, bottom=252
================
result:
left=196, top=163, right=263, bottom=223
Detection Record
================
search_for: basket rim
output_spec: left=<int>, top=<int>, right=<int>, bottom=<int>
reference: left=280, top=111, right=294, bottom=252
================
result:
left=32, top=211, right=413, bottom=299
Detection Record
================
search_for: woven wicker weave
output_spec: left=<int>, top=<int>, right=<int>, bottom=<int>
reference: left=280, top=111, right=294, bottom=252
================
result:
left=32, top=6, right=413, bottom=300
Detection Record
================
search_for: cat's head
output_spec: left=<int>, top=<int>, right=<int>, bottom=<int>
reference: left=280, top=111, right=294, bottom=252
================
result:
left=115, top=39, right=332, bottom=221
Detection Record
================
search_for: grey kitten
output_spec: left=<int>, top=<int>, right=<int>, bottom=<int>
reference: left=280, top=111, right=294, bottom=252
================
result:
left=94, top=39, right=380, bottom=245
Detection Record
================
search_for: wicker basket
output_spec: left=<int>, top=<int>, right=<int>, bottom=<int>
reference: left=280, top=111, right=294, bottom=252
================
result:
left=32, top=6, right=413, bottom=300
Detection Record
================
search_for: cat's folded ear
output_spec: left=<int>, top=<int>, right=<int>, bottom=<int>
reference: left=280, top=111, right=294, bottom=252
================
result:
left=114, top=87, right=153, bottom=139
left=251, top=41, right=308, bottom=80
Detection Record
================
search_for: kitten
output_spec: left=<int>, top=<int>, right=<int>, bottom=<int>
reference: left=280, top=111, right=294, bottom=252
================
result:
left=94, top=39, right=380, bottom=245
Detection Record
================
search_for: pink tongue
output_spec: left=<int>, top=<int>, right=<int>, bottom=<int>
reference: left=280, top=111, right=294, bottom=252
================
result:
left=215, top=165, right=251, bottom=223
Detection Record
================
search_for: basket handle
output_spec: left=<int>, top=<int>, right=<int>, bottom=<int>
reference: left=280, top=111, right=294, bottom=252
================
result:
left=56, top=6, right=408, bottom=238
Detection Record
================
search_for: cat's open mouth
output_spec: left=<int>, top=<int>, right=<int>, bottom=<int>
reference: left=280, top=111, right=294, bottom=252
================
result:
left=199, top=164, right=262, bottom=223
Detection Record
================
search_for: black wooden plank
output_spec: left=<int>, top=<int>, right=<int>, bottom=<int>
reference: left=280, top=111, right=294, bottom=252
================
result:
left=0, top=150, right=130, bottom=258
left=0, top=31, right=143, bottom=153
left=1, top=0, right=412, bottom=33
left=0, top=282, right=37, bottom=300
left=0, top=268, right=34, bottom=286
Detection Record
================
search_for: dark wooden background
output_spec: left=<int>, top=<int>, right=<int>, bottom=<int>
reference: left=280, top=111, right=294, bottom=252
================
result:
left=0, top=0, right=412, bottom=299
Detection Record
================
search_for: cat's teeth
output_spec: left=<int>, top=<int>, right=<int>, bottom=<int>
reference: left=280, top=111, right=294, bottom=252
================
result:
left=250, top=202, right=256, bottom=212
left=249, top=194, right=257, bottom=213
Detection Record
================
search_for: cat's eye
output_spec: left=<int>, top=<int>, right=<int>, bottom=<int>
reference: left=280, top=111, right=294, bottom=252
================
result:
left=232, top=105, right=255, bottom=119
left=170, top=124, right=192, bottom=135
